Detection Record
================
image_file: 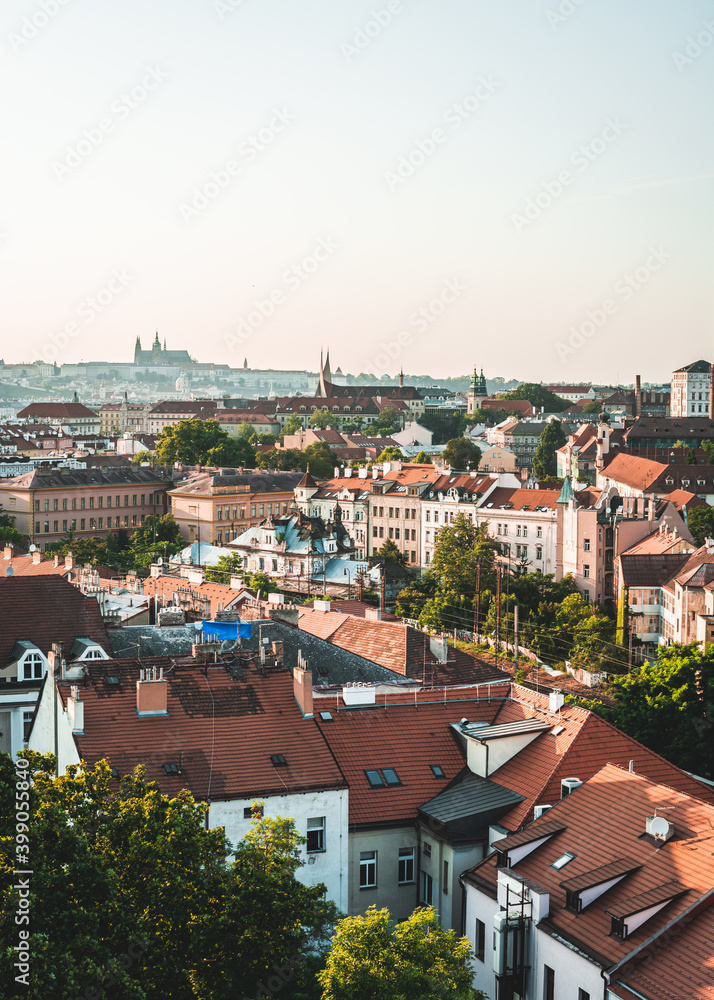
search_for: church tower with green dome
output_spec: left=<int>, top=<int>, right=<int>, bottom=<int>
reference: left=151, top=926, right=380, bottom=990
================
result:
left=467, top=366, right=488, bottom=413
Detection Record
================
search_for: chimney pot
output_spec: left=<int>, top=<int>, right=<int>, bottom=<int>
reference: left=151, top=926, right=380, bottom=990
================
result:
left=293, top=663, right=313, bottom=718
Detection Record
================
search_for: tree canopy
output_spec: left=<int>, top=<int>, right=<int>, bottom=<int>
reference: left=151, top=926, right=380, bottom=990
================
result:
left=502, top=382, right=570, bottom=412
left=205, top=551, right=243, bottom=583
left=155, top=419, right=256, bottom=468
left=318, top=905, right=484, bottom=1000
left=377, top=446, right=404, bottom=462
left=442, top=438, right=481, bottom=471
left=533, top=420, right=567, bottom=478
left=0, top=754, right=337, bottom=999
left=375, top=538, right=407, bottom=565
left=687, top=505, right=714, bottom=547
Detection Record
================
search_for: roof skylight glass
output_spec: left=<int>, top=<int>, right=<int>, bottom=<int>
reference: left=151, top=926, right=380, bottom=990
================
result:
left=551, top=852, right=576, bottom=870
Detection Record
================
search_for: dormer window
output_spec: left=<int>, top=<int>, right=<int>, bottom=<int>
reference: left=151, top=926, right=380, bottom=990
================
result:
left=23, top=652, right=44, bottom=680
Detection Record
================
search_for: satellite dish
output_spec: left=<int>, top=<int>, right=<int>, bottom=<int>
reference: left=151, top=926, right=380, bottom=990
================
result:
left=29, top=544, right=36, bottom=552
left=650, top=815, right=670, bottom=839
left=157, top=557, right=163, bottom=566
left=6, top=566, right=13, bottom=576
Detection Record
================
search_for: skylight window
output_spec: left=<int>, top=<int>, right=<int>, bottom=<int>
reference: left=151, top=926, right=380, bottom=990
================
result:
left=430, top=765, right=446, bottom=779
left=365, top=769, right=385, bottom=787
left=551, top=852, right=576, bottom=870
left=382, top=768, right=401, bottom=786
left=163, top=762, right=181, bottom=775
left=319, top=711, right=333, bottom=721
left=270, top=754, right=287, bottom=767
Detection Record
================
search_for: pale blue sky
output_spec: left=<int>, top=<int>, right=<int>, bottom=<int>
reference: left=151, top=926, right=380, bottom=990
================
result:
left=1, top=0, right=712, bottom=381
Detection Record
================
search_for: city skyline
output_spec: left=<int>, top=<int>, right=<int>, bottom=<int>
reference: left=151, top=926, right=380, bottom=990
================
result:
left=2, top=0, right=712, bottom=381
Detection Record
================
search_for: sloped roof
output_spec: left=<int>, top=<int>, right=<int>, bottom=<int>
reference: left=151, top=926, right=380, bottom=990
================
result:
left=17, top=402, right=98, bottom=419
left=63, top=659, right=347, bottom=804
left=661, top=489, right=709, bottom=511
left=674, top=360, right=711, bottom=373
left=464, top=764, right=714, bottom=970
left=0, top=577, right=109, bottom=665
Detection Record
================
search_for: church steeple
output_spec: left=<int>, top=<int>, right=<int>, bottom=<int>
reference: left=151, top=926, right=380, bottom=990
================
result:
left=317, top=347, right=333, bottom=398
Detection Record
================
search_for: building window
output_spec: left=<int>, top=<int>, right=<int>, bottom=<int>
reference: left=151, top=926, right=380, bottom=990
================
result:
left=23, top=710, right=34, bottom=743
left=398, top=847, right=415, bottom=884
left=217, top=530, right=222, bottom=544
left=584, top=564, right=590, bottom=578
left=98, top=497, right=103, bottom=508
left=306, top=816, right=325, bottom=853
left=536, top=525, right=542, bottom=538
left=72, top=499, right=77, bottom=510
left=106, top=496, right=112, bottom=508
left=80, top=498, right=86, bottom=510
left=373, top=527, right=378, bottom=537
left=53, top=499, right=58, bottom=511
left=217, top=508, right=222, bottom=520
left=251, top=505, right=256, bottom=517
left=89, top=518, right=96, bottom=530
left=89, top=497, right=94, bottom=509
left=475, top=919, right=485, bottom=961
left=63, top=499, right=68, bottom=510
left=578, top=991, right=590, bottom=1000
left=360, top=851, right=377, bottom=889
left=98, top=518, right=103, bottom=529
left=243, top=805, right=263, bottom=819
left=23, top=652, right=44, bottom=680
left=536, top=545, right=543, bottom=560
left=419, top=871, right=433, bottom=905
left=53, top=521, right=58, bottom=532
left=71, top=519, right=76, bottom=530
left=43, top=500, right=49, bottom=512
left=423, top=841, right=432, bottom=858
left=225, top=506, right=230, bottom=519
left=544, top=966, right=555, bottom=1000
left=442, top=860, right=449, bottom=893
left=43, top=521, right=49, bottom=533
left=233, top=507, right=238, bottom=519
left=584, top=538, right=590, bottom=551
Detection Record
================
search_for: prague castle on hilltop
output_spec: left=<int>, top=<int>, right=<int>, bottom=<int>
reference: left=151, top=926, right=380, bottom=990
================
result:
left=134, top=332, right=195, bottom=368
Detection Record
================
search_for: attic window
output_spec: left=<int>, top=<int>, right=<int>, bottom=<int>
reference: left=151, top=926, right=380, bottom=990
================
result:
left=551, top=852, right=576, bottom=871
left=110, top=767, right=119, bottom=779
left=163, top=762, right=181, bottom=775
left=382, top=768, right=401, bottom=786
left=365, top=769, right=384, bottom=787
left=270, top=754, right=287, bottom=767
left=430, top=765, right=446, bottom=779
left=319, top=711, right=333, bottom=721
left=105, top=676, right=119, bottom=685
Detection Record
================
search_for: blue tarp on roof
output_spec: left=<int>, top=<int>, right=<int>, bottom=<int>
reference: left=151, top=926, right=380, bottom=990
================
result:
left=201, top=620, right=252, bottom=639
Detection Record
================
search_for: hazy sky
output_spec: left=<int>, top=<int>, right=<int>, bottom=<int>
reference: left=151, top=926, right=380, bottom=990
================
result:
left=2, top=0, right=712, bottom=382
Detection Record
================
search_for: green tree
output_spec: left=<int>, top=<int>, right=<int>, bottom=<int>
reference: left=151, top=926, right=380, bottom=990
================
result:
left=0, top=756, right=337, bottom=1000
left=0, top=525, right=24, bottom=547
left=376, top=538, right=407, bottom=565
left=280, top=413, right=303, bottom=440
left=414, top=450, right=430, bottom=464
left=373, top=407, right=402, bottom=436
left=442, top=438, right=481, bottom=471
left=205, top=552, right=243, bottom=583
left=318, top=905, right=484, bottom=1000
left=0, top=504, right=16, bottom=529
left=702, top=440, right=714, bottom=464
left=533, top=420, right=567, bottom=478
left=687, top=505, right=714, bottom=546
left=129, top=514, right=184, bottom=576
left=600, top=644, right=714, bottom=779
left=685, top=448, right=698, bottom=465
left=248, top=571, right=278, bottom=596
left=302, top=442, right=337, bottom=479
left=581, top=400, right=602, bottom=413
left=377, top=446, right=404, bottom=462
left=155, top=419, right=256, bottom=467
left=308, top=408, right=335, bottom=430
left=503, top=382, right=570, bottom=412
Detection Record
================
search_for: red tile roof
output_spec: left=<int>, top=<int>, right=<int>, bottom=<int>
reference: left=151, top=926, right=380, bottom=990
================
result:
left=142, top=575, right=245, bottom=618
left=65, top=659, right=346, bottom=802
left=17, top=402, right=98, bottom=419
left=0, top=576, right=109, bottom=664
left=315, top=693, right=506, bottom=824
left=465, top=763, right=714, bottom=969
left=662, top=489, right=709, bottom=512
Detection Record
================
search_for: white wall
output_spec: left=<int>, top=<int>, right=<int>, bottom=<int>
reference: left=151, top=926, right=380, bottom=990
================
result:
left=27, top=677, right=81, bottom=771
left=209, top=787, right=348, bottom=913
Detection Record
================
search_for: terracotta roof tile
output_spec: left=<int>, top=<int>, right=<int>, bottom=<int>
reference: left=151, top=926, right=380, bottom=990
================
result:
left=66, top=659, right=346, bottom=802
left=0, top=576, right=109, bottom=664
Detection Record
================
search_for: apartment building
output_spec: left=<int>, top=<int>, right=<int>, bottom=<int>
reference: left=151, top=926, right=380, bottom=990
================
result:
left=670, top=358, right=712, bottom=417
left=169, top=468, right=304, bottom=545
left=99, top=395, right=149, bottom=434
left=0, top=467, right=171, bottom=550
left=147, top=399, right=219, bottom=436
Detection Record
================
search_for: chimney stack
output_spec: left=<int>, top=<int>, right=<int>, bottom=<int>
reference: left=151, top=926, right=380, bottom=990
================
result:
left=293, top=661, right=313, bottom=718
left=635, top=374, right=642, bottom=418
left=32, top=550, right=41, bottom=565
left=68, top=686, right=84, bottom=734
left=3, top=543, right=13, bottom=560
left=64, top=552, right=75, bottom=570
left=136, top=665, right=168, bottom=716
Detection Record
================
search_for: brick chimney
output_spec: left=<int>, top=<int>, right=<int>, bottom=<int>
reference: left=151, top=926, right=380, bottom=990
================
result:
left=136, top=665, right=168, bottom=716
left=53, top=554, right=60, bottom=568
left=67, top=685, right=84, bottom=734
left=293, top=657, right=313, bottom=718
left=32, top=550, right=41, bottom=565
left=64, top=552, right=75, bottom=570
left=47, top=642, right=65, bottom=679
left=3, top=543, right=13, bottom=560
left=635, top=374, right=642, bottom=418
